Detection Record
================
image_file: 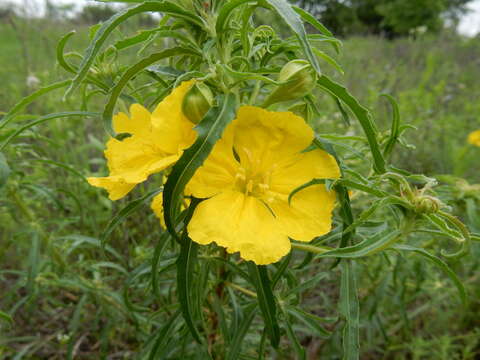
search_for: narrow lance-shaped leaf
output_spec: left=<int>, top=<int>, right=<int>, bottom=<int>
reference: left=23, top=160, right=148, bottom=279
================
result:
left=177, top=199, right=203, bottom=343
left=56, top=31, right=77, bottom=74
left=151, top=231, right=172, bottom=298
left=0, top=80, right=71, bottom=130
left=247, top=263, right=281, bottom=348
left=148, top=310, right=182, bottom=360
left=381, top=94, right=401, bottom=159
left=318, top=75, right=386, bottom=174
left=391, top=244, right=467, bottom=305
left=100, top=189, right=161, bottom=246
left=163, top=93, right=237, bottom=238
left=282, top=309, right=306, bottom=360
left=292, top=6, right=334, bottom=38
left=0, top=310, right=13, bottom=326
left=316, top=229, right=402, bottom=259
left=286, top=306, right=333, bottom=338
left=0, top=153, right=11, bottom=189
left=226, top=304, right=257, bottom=360
left=65, top=1, right=204, bottom=97
left=264, top=0, right=321, bottom=76
left=216, top=0, right=256, bottom=35
left=340, top=260, right=360, bottom=360
left=0, top=112, right=98, bottom=151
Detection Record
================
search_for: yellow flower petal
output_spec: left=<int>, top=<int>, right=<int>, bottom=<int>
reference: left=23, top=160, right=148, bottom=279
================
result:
left=87, top=176, right=136, bottom=201
left=113, top=104, right=151, bottom=135
left=152, top=80, right=197, bottom=153
left=187, top=190, right=291, bottom=265
left=151, top=193, right=191, bottom=228
left=270, top=149, right=340, bottom=195
left=151, top=193, right=166, bottom=228
left=467, top=130, right=480, bottom=147
left=232, top=106, right=314, bottom=168
left=186, top=125, right=239, bottom=198
left=270, top=184, right=336, bottom=242
left=105, top=136, right=180, bottom=183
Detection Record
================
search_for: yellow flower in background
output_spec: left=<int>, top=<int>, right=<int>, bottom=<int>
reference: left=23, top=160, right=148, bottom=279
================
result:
left=467, top=130, right=480, bottom=147
left=151, top=194, right=190, bottom=228
left=87, top=80, right=197, bottom=200
left=185, top=106, right=341, bottom=265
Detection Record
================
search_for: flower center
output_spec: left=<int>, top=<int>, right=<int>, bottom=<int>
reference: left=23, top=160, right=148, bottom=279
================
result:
left=234, top=167, right=273, bottom=201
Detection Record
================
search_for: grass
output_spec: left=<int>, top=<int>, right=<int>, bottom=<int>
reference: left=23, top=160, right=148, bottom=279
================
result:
left=0, top=17, right=479, bottom=359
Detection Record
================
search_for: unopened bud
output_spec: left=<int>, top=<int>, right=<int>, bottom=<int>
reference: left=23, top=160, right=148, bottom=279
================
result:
left=414, top=195, right=441, bottom=214
left=182, top=82, right=214, bottom=124
left=264, top=60, right=318, bottom=107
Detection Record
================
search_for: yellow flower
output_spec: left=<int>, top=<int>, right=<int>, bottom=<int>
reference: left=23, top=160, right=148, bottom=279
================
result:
left=467, top=130, right=480, bottom=147
left=185, top=106, right=341, bottom=265
left=87, top=80, right=197, bottom=200
left=151, top=193, right=190, bottom=229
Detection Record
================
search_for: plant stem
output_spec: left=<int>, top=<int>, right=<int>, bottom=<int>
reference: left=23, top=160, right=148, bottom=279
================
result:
left=225, top=282, right=257, bottom=298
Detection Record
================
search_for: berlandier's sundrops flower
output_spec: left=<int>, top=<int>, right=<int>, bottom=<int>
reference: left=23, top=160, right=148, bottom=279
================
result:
left=87, top=80, right=197, bottom=200
left=467, top=130, right=480, bottom=147
left=184, top=106, right=341, bottom=265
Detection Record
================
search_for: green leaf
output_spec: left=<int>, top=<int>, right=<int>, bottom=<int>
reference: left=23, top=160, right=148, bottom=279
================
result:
left=0, top=153, right=11, bottom=189
left=56, top=31, right=77, bottom=74
left=425, top=213, right=463, bottom=240
left=0, top=80, right=71, bottom=130
left=0, top=111, right=98, bottom=151
left=60, top=235, right=124, bottom=263
left=31, top=159, right=86, bottom=182
left=177, top=244, right=199, bottom=341
left=163, top=93, right=237, bottom=238
left=282, top=309, right=306, bottom=360
left=317, top=75, right=386, bottom=174
left=339, top=260, right=360, bottom=360
left=65, top=1, right=203, bottom=97
left=247, top=263, right=280, bottom=348
left=264, top=0, right=321, bottom=76
left=381, top=94, right=401, bottom=159
left=114, top=29, right=197, bottom=51
left=313, top=48, right=344, bottom=75
left=151, top=232, right=172, bottom=298
left=0, top=310, right=13, bottom=326
left=286, top=306, right=332, bottom=338
left=271, top=253, right=291, bottom=288
left=317, top=230, right=402, bottom=259
left=335, top=182, right=355, bottom=254
left=177, top=200, right=203, bottom=343
left=226, top=304, right=257, bottom=360
left=292, top=6, right=339, bottom=51
left=336, top=179, right=387, bottom=198
left=148, top=310, right=182, bottom=360
left=27, top=232, right=40, bottom=294
left=216, top=0, right=256, bottom=34
left=391, top=244, right=467, bottom=305
left=103, top=47, right=198, bottom=136
left=100, top=189, right=161, bottom=246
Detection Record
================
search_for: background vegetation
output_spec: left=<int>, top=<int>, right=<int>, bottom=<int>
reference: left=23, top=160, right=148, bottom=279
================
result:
left=0, top=2, right=479, bottom=359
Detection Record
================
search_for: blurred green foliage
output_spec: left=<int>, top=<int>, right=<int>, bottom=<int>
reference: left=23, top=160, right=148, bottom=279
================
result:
left=293, top=0, right=472, bottom=36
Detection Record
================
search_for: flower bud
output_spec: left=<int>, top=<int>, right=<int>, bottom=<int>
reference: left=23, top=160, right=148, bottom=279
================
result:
left=414, top=195, right=441, bottom=214
left=182, top=82, right=214, bottom=124
left=264, top=60, right=318, bottom=107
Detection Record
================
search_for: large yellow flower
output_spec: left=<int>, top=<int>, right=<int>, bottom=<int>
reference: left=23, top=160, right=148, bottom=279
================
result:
left=87, top=80, right=197, bottom=200
left=184, top=106, right=341, bottom=265
left=467, top=130, right=480, bottom=147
